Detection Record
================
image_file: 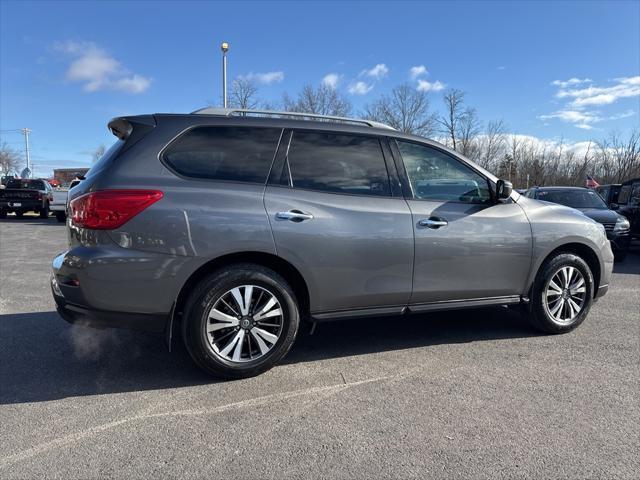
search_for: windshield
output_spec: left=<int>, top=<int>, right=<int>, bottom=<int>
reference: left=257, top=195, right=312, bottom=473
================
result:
left=6, top=179, right=45, bottom=190
left=537, top=189, right=608, bottom=209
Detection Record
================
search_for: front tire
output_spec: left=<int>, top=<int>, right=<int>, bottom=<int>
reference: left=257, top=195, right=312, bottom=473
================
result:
left=528, top=253, right=594, bottom=334
left=55, top=211, right=67, bottom=223
left=182, top=264, right=300, bottom=379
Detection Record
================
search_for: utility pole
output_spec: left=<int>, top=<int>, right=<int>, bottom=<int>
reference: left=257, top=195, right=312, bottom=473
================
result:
left=221, top=42, right=229, bottom=108
left=21, top=128, right=31, bottom=173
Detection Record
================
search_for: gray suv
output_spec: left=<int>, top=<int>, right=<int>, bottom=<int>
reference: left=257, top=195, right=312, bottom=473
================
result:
left=51, top=108, right=614, bottom=378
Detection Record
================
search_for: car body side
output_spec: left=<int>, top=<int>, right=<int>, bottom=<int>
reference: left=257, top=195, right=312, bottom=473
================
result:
left=52, top=114, right=613, bottom=336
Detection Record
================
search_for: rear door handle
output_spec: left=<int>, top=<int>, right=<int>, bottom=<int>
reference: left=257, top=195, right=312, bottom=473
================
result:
left=418, top=218, right=448, bottom=229
left=276, top=210, right=314, bottom=222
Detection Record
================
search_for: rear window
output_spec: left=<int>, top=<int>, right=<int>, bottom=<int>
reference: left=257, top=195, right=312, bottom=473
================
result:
left=6, top=179, right=45, bottom=190
left=162, top=126, right=282, bottom=184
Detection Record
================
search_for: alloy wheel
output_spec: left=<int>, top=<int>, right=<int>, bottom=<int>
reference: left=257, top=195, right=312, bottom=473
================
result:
left=205, top=285, right=283, bottom=363
left=543, top=266, right=587, bottom=324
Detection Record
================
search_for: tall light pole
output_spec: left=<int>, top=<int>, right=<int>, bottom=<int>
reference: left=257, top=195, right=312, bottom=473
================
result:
left=221, top=42, right=229, bottom=108
left=21, top=128, right=31, bottom=173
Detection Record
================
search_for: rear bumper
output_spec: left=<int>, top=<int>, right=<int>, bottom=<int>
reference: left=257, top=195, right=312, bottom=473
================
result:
left=0, top=199, right=43, bottom=211
left=51, top=276, right=168, bottom=333
left=50, top=245, right=196, bottom=333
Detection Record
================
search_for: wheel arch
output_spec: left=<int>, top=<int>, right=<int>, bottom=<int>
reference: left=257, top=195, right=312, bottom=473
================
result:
left=531, top=242, right=602, bottom=297
left=169, top=251, right=310, bottom=346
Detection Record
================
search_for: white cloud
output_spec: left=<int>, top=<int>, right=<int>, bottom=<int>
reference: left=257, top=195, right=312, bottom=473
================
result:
left=362, top=63, right=388, bottom=79
left=497, top=65, right=507, bottom=71
left=409, top=65, right=428, bottom=79
left=321, top=73, right=341, bottom=89
left=348, top=81, right=374, bottom=95
left=416, top=79, right=445, bottom=92
left=54, top=40, right=151, bottom=94
left=240, top=71, right=284, bottom=85
left=541, top=76, right=639, bottom=130
left=551, top=77, right=592, bottom=88
left=538, top=108, right=636, bottom=130
left=111, top=75, right=152, bottom=94
left=539, top=110, right=600, bottom=124
left=556, top=76, right=639, bottom=108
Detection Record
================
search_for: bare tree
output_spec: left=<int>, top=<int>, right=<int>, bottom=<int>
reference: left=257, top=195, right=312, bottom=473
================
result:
left=230, top=77, right=260, bottom=110
left=438, top=89, right=466, bottom=150
left=92, top=145, right=106, bottom=164
left=0, top=142, right=21, bottom=175
left=596, top=129, right=640, bottom=183
left=457, top=107, right=482, bottom=158
left=362, top=84, right=437, bottom=136
left=476, top=119, right=507, bottom=170
left=284, top=84, right=352, bottom=117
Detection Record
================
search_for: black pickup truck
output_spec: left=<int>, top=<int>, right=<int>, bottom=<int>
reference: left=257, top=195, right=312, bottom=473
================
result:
left=0, top=178, right=53, bottom=218
left=597, top=178, right=640, bottom=240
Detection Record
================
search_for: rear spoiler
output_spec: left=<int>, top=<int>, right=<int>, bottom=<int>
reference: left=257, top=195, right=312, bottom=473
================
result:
left=107, top=115, right=156, bottom=141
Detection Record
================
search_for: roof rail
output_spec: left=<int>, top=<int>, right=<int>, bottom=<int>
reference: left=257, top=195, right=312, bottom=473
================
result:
left=190, top=107, right=396, bottom=131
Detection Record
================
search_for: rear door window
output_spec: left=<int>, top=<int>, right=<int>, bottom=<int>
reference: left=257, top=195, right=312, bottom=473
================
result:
left=163, top=126, right=282, bottom=184
left=286, top=130, right=391, bottom=197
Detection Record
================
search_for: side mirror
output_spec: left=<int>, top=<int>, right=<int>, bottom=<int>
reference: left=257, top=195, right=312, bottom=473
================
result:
left=496, top=179, right=513, bottom=200
left=609, top=203, right=619, bottom=210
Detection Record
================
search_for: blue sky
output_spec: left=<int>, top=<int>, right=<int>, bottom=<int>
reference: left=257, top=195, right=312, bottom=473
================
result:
left=1, top=0, right=639, bottom=177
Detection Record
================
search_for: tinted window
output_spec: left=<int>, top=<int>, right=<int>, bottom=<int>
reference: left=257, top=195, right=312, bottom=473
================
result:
left=6, top=179, right=45, bottom=190
left=617, top=185, right=631, bottom=204
left=396, top=141, right=491, bottom=203
left=631, top=183, right=640, bottom=205
left=537, top=189, right=608, bottom=209
left=163, top=126, right=281, bottom=184
left=287, top=131, right=391, bottom=196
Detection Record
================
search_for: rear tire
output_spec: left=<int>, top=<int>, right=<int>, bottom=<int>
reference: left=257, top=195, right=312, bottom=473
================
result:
left=14, top=211, right=23, bottom=218
left=0, top=208, right=6, bottom=219
left=55, top=211, right=66, bottom=223
left=528, top=253, right=594, bottom=334
left=39, top=204, right=49, bottom=219
left=182, top=263, right=300, bottom=379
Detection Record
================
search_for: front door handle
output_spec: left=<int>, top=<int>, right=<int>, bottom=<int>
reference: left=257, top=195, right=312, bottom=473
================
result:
left=276, top=210, right=314, bottom=222
left=418, top=217, right=448, bottom=229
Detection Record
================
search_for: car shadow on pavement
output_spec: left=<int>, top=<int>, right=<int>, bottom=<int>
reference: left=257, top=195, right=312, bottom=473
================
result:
left=286, top=305, right=537, bottom=365
left=0, top=306, right=537, bottom=405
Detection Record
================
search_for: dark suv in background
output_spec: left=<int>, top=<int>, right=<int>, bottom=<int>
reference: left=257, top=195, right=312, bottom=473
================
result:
left=615, top=178, right=640, bottom=239
left=524, top=186, right=631, bottom=260
left=51, top=109, right=614, bottom=378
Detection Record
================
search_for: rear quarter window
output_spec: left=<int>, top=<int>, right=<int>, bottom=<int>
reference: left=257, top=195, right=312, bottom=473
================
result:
left=162, top=126, right=282, bottom=184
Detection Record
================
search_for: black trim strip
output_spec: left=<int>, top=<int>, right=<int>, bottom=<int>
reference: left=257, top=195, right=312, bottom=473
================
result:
left=311, top=295, right=522, bottom=321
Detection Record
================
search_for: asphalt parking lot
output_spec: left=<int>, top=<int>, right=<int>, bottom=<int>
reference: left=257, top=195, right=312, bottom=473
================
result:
left=0, top=216, right=638, bottom=479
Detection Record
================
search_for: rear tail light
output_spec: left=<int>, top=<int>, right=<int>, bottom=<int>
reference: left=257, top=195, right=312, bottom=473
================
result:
left=70, top=189, right=163, bottom=230
left=37, top=192, right=43, bottom=200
